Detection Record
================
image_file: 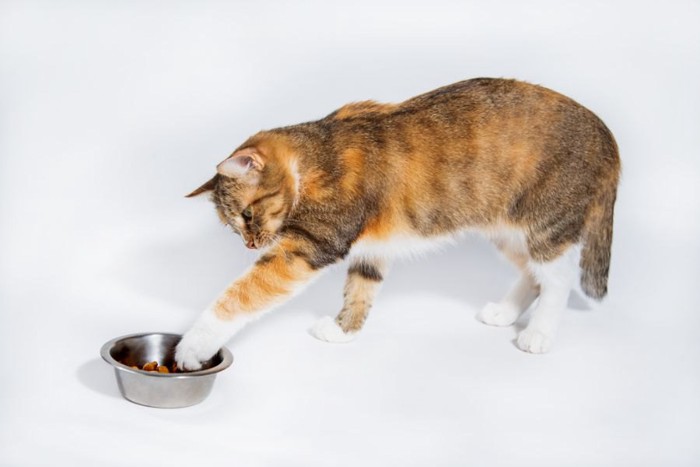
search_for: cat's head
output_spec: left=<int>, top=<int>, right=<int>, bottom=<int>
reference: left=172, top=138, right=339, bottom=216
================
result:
left=187, top=134, right=299, bottom=250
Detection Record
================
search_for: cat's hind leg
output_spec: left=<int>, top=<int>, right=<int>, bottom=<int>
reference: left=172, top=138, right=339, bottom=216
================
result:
left=516, top=246, right=578, bottom=353
left=478, top=235, right=539, bottom=326
left=310, top=258, right=386, bottom=343
left=477, top=272, right=539, bottom=326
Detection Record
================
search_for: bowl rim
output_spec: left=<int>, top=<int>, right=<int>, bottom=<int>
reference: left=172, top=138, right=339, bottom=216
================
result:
left=100, top=332, right=233, bottom=378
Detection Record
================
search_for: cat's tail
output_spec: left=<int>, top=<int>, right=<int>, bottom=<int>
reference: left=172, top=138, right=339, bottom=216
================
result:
left=579, top=142, right=620, bottom=300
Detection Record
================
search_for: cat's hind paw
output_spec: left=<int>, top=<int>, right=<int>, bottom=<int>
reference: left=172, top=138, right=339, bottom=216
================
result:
left=516, top=328, right=553, bottom=354
left=477, top=302, right=520, bottom=327
left=309, top=316, right=357, bottom=343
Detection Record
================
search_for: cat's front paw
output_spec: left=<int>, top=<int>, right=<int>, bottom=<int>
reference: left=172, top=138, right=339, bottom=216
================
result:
left=175, top=327, right=220, bottom=371
left=310, top=316, right=357, bottom=343
left=516, top=328, right=553, bottom=354
left=477, top=302, right=520, bottom=326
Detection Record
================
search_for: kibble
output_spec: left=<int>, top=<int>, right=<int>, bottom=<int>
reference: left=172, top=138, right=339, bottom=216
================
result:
left=127, top=361, right=183, bottom=373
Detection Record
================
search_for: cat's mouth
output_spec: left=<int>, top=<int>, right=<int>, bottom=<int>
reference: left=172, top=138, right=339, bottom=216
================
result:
left=243, top=233, right=274, bottom=250
left=240, top=232, right=257, bottom=249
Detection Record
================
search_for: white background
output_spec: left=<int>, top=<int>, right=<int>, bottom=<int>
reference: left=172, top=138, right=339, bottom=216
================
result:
left=1, top=1, right=699, bottom=466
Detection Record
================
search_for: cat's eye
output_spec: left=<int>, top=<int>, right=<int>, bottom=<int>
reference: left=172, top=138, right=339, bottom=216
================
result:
left=242, top=206, right=253, bottom=220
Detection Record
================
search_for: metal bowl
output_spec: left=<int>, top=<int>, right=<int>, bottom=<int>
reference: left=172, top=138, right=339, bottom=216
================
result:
left=100, top=332, right=233, bottom=408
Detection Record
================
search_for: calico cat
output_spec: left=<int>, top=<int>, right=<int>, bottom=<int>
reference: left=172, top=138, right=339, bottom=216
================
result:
left=175, top=78, right=620, bottom=370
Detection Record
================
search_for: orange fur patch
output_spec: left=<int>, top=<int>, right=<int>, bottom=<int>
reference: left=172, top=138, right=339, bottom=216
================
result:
left=214, top=239, right=314, bottom=318
left=358, top=210, right=403, bottom=241
left=334, top=100, right=397, bottom=120
left=340, top=148, right=364, bottom=195
left=300, top=168, right=333, bottom=201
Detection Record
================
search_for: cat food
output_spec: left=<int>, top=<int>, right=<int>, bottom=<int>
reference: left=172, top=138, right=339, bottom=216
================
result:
left=127, top=360, right=182, bottom=373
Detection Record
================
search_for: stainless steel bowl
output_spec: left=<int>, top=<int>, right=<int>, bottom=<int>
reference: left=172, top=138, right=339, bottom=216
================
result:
left=100, top=332, right=233, bottom=408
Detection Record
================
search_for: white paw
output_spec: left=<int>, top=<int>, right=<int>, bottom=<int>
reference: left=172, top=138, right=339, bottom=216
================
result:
left=477, top=302, right=520, bottom=326
left=175, top=328, right=221, bottom=371
left=517, top=328, right=553, bottom=354
left=310, top=316, right=356, bottom=343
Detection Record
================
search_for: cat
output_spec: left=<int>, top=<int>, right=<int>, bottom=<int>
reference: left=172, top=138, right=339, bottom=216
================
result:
left=175, top=78, right=620, bottom=370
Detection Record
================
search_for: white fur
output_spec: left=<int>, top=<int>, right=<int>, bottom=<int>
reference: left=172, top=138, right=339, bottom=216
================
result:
left=309, top=316, right=357, bottom=343
left=477, top=225, right=538, bottom=327
left=516, top=246, right=579, bottom=353
left=477, top=226, right=581, bottom=353
left=289, top=159, right=300, bottom=196
left=478, top=273, right=538, bottom=326
left=478, top=302, right=521, bottom=326
left=176, top=304, right=256, bottom=370
left=289, top=159, right=301, bottom=209
left=349, top=224, right=530, bottom=263
left=349, top=232, right=458, bottom=262
left=516, top=328, right=553, bottom=353
left=482, top=224, right=529, bottom=256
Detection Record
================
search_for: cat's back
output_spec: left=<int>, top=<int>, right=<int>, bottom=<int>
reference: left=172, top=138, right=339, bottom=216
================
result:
left=393, top=78, right=618, bottom=177
left=400, top=77, right=516, bottom=109
left=398, top=77, right=597, bottom=125
left=319, top=77, right=619, bottom=239
left=328, top=78, right=615, bottom=158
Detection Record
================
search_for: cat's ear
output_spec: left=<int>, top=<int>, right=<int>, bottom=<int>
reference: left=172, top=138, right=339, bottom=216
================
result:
left=186, top=174, right=219, bottom=198
left=216, top=147, right=265, bottom=179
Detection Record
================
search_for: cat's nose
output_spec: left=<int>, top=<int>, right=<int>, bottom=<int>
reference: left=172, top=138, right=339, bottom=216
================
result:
left=246, top=239, right=257, bottom=249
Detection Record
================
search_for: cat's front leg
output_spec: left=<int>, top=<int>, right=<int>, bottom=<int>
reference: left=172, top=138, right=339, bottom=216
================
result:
left=176, top=240, right=320, bottom=370
left=174, top=307, right=239, bottom=372
left=311, top=257, right=386, bottom=343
